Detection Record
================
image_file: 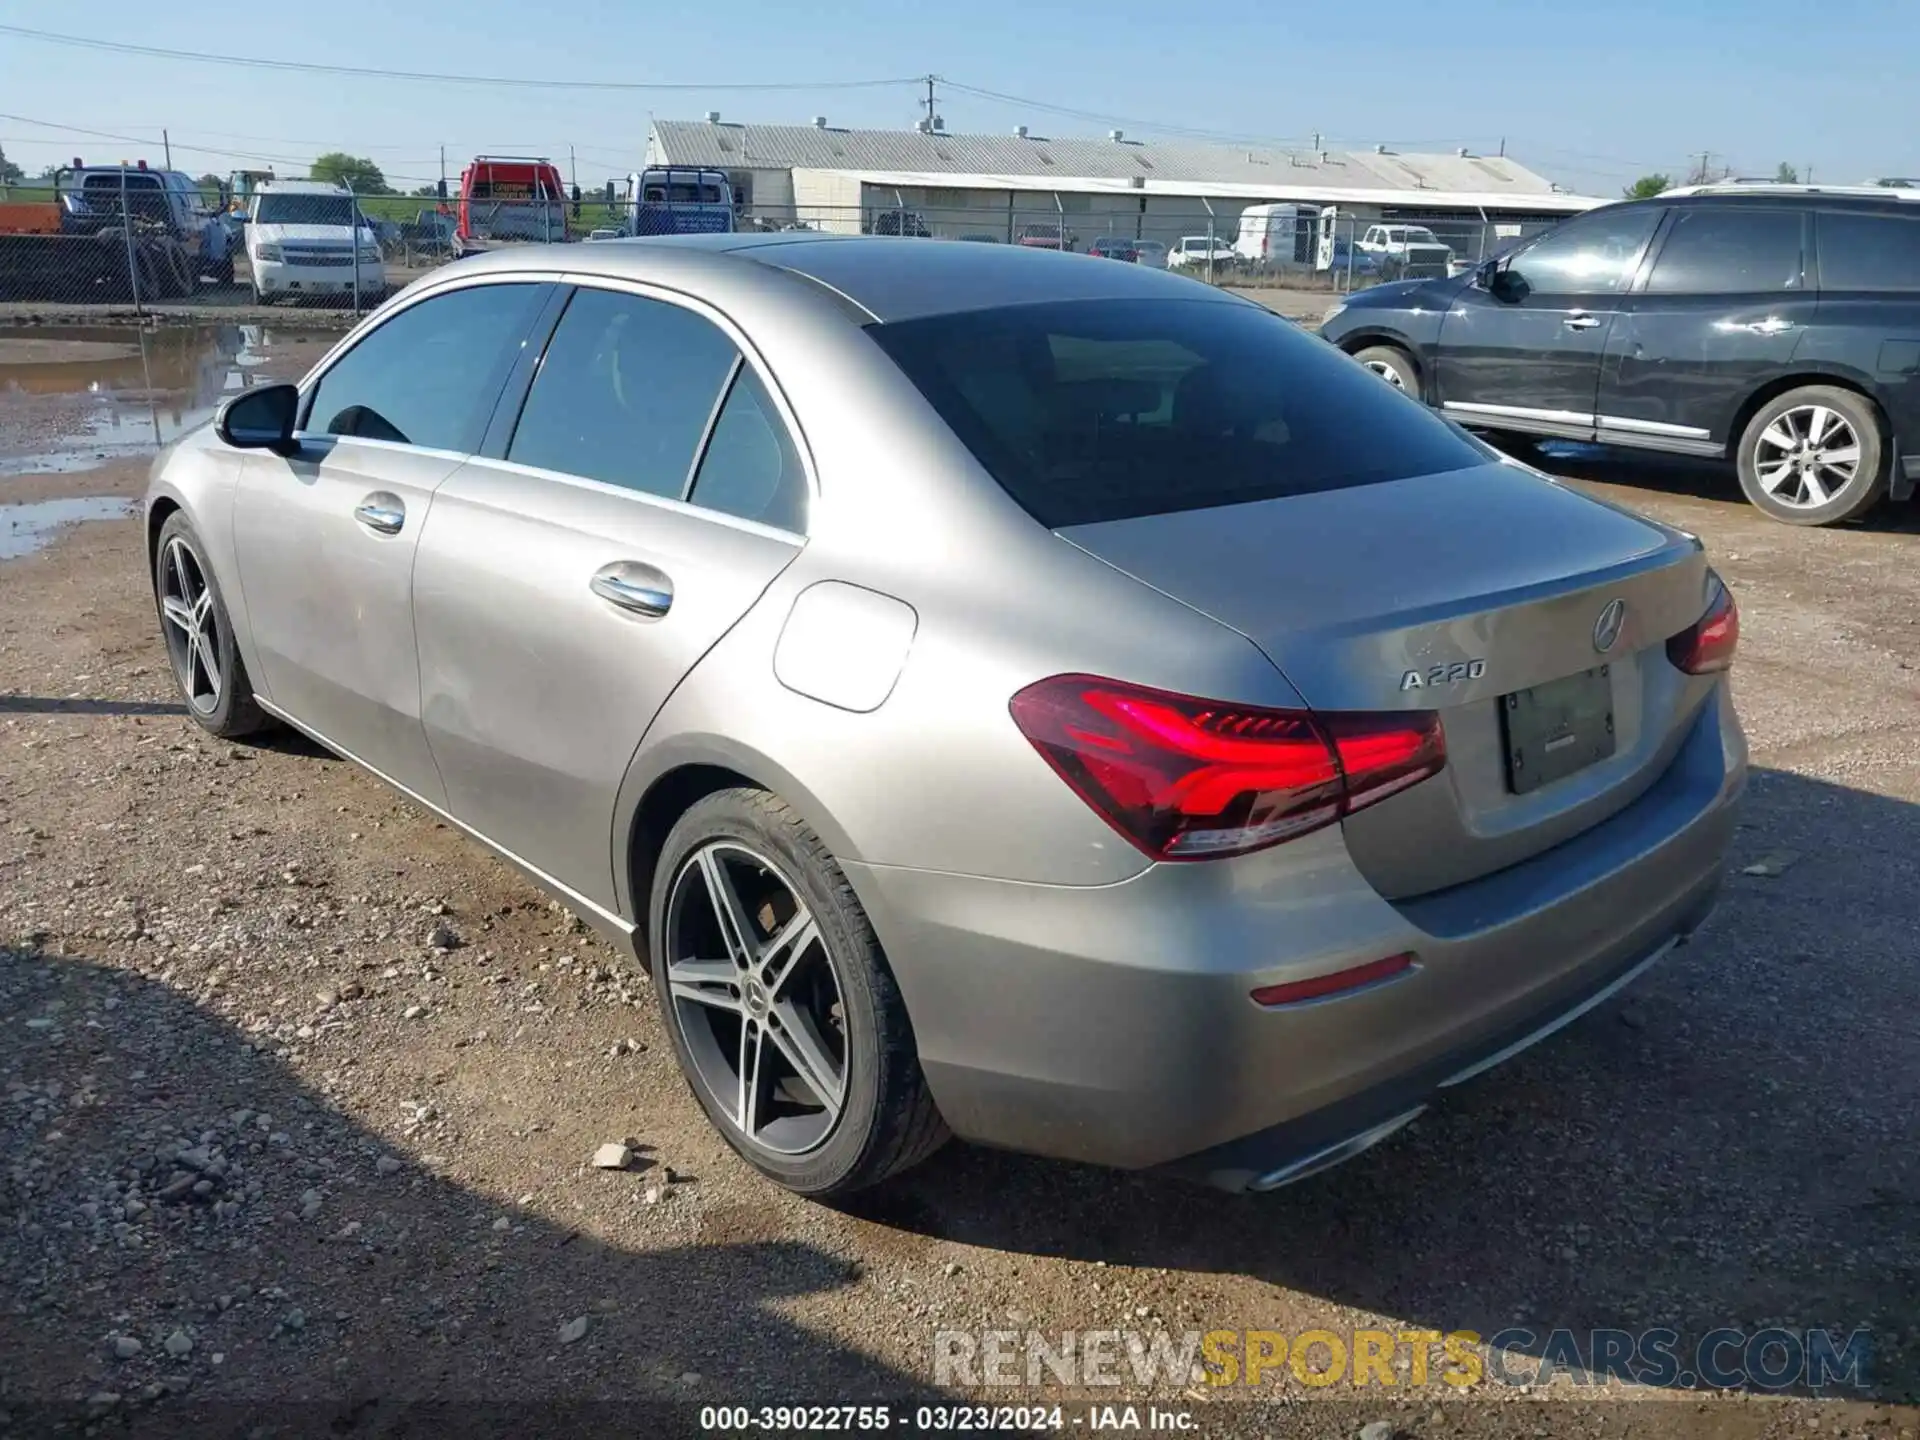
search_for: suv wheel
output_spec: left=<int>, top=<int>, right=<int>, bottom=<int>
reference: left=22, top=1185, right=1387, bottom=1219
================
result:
left=1737, top=386, right=1888, bottom=525
left=1352, top=345, right=1419, bottom=396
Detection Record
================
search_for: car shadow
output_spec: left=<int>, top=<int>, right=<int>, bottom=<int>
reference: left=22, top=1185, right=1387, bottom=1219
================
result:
left=2, top=948, right=959, bottom=1435
left=0, top=695, right=187, bottom=717
left=838, top=768, right=1920, bottom=1402
left=1522, top=440, right=1920, bottom=534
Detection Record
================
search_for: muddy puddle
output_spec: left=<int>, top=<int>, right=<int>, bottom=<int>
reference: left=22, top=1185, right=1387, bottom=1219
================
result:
left=0, top=496, right=137, bottom=559
left=0, top=324, right=317, bottom=477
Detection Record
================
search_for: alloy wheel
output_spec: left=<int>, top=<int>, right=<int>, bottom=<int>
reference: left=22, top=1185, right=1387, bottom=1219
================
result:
left=1363, top=359, right=1407, bottom=389
left=664, top=841, right=848, bottom=1156
left=158, top=536, right=223, bottom=715
left=1753, top=404, right=1862, bottom=510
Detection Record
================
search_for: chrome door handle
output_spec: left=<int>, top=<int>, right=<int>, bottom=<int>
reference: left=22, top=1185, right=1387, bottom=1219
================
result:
left=1563, top=314, right=1601, bottom=331
left=590, top=561, right=673, bottom=618
left=353, top=494, right=405, bottom=534
left=1745, top=317, right=1796, bottom=335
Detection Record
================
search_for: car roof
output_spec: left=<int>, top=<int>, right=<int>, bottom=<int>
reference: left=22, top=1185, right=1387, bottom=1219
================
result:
left=1594, top=190, right=1920, bottom=217
left=441, top=233, right=1237, bottom=323
left=257, top=179, right=352, bottom=195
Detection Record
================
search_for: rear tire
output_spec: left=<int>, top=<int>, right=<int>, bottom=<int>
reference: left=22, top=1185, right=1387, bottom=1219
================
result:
left=1736, top=385, right=1887, bottom=526
left=648, top=788, right=948, bottom=1196
left=1352, top=344, right=1420, bottom=397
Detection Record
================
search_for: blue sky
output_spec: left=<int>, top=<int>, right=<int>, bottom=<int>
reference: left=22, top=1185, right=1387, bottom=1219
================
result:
left=1, top=0, right=1913, bottom=197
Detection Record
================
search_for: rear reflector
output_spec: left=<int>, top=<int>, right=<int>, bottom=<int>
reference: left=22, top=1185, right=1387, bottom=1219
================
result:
left=1251, top=952, right=1417, bottom=1008
left=1666, top=571, right=1739, bottom=675
left=1008, top=674, right=1446, bottom=861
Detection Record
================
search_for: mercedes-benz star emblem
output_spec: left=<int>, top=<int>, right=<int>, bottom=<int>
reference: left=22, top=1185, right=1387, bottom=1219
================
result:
left=1592, top=599, right=1627, bottom=654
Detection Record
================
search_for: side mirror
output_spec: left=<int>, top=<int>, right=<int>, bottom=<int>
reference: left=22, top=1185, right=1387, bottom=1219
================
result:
left=1486, top=265, right=1526, bottom=302
left=216, top=382, right=299, bottom=453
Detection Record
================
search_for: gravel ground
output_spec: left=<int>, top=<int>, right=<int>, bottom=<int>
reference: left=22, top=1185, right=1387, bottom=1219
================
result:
left=1, top=364, right=1917, bottom=1436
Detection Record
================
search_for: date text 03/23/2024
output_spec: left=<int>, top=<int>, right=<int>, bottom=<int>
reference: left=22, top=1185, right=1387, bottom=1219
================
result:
left=698, top=1405, right=1192, bottom=1432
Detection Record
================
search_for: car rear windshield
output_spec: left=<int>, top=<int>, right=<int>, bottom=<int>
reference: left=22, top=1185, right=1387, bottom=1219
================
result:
left=866, top=298, right=1485, bottom=527
left=255, top=194, right=356, bottom=227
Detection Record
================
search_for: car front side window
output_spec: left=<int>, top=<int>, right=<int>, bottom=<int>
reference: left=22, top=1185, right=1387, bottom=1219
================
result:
left=302, top=282, right=548, bottom=451
left=505, top=286, right=740, bottom=500
left=1502, top=208, right=1664, bottom=296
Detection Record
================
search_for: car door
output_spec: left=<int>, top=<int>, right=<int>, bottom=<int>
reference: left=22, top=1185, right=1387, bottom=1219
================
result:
left=1433, top=204, right=1666, bottom=438
left=230, top=278, right=554, bottom=804
left=1799, top=207, right=1920, bottom=469
left=1597, top=204, right=1814, bottom=452
left=411, top=282, right=810, bottom=913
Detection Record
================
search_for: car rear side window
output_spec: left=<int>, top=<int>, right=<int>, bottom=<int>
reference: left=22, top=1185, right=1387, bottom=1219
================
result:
left=1645, top=207, right=1803, bottom=293
left=686, top=366, right=808, bottom=532
left=867, top=297, right=1486, bottom=528
left=1816, top=211, right=1920, bottom=291
left=507, top=286, right=738, bottom=499
left=303, top=282, right=546, bottom=451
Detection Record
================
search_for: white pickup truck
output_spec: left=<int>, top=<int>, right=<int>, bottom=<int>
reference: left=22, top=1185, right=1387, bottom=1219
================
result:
left=1354, top=223, right=1454, bottom=279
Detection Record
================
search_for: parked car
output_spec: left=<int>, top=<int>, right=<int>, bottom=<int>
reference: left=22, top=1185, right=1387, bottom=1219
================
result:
left=399, top=208, right=456, bottom=258
left=1354, top=224, right=1454, bottom=279
left=1167, top=235, right=1236, bottom=271
left=246, top=179, right=384, bottom=306
left=1133, top=239, right=1168, bottom=270
left=154, top=237, right=1743, bottom=1198
left=1322, top=235, right=1386, bottom=284
left=867, top=208, right=932, bottom=238
left=1086, top=236, right=1140, bottom=262
left=1015, top=222, right=1075, bottom=251
left=1322, top=186, right=1920, bottom=525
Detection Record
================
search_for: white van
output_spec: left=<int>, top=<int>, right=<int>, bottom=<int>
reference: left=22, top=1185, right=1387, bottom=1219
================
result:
left=247, top=180, right=384, bottom=305
left=1233, top=202, right=1318, bottom=267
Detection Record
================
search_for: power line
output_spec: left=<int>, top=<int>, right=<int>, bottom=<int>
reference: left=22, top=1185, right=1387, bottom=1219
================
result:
left=939, top=80, right=1320, bottom=148
left=0, top=24, right=923, bottom=93
left=0, top=111, right=445, bottom=187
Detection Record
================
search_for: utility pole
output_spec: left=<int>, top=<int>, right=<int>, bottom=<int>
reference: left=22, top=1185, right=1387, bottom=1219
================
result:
left=439, top=144, right=446, bottom=198
left=162, top=128, right=172, bottom=170
left=925, top=75, right=937, bottom=127
left=1689, top=150, right=1714, bottom=185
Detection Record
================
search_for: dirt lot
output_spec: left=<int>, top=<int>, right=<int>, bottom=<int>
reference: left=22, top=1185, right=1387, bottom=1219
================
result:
left=2, top=355, right=1918, bottom=1435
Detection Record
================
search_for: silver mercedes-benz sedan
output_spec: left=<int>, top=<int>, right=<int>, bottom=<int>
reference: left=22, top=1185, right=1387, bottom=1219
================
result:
left=145, top=235, right=1745, bottom=1196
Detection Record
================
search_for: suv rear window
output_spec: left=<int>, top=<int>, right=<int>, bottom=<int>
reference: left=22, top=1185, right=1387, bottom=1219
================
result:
left=867, top=298, right=1485, bottom=527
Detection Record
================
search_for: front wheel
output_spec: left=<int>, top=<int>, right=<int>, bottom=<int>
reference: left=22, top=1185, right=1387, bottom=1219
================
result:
left=1736, top=385, right=1888, bottom=525
left=648, top=788, right=947, bottom=1196
left=1351, top=344, right=1419, bottom=396
left=152, top=512, right=271, bottom=738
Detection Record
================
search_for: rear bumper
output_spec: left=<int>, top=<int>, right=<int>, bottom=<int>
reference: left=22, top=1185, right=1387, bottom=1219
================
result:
left=845, top=683, right=1744, bottom=1184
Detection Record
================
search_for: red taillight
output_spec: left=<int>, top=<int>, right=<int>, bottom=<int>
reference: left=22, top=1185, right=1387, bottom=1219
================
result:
left=1008, top=675, right=1447, bottom=862
left=1666, top=574, right=1739, bottom=675
left=1251, top=952, right=1416, bottom=1007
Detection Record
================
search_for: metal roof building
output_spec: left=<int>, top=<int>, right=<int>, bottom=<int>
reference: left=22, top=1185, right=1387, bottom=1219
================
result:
left=645, top=116, right=1605, bottom=214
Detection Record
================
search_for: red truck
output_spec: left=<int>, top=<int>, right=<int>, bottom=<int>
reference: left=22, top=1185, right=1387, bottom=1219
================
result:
left=456, top=156, right=569, bottom=251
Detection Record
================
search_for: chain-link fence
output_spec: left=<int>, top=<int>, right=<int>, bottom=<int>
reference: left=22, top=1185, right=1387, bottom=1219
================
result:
left=2, top=177, right=1570, bottom=314
left=0, top=171, right=424, bottom=317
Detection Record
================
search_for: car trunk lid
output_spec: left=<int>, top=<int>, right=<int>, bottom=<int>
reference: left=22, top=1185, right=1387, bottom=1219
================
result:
left=1057, top=460, right=1714, bottom=898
